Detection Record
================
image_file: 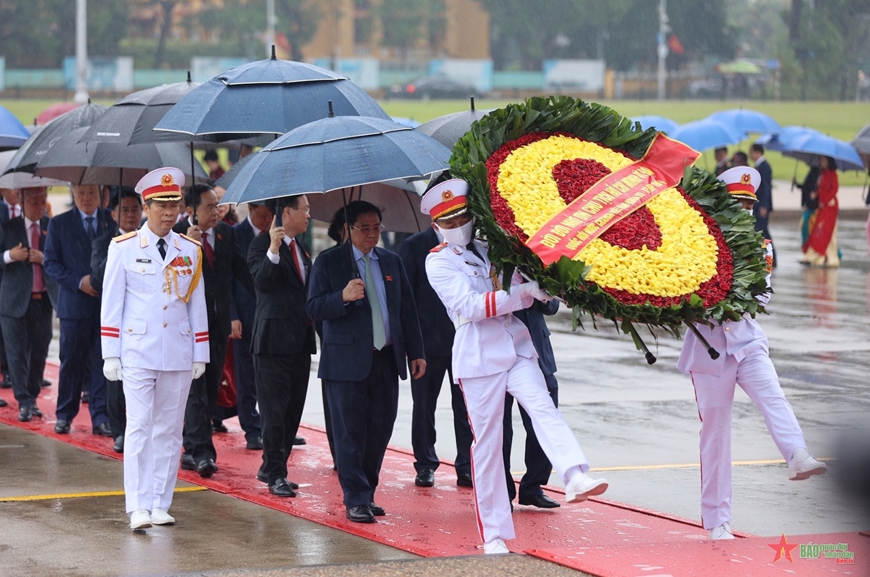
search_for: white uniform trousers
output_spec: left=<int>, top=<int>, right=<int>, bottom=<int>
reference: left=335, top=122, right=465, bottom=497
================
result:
left=459, top=356, right=588, bottom=543
left=122, top=367, right=192, bottom=515
left=690, top=349, right=807, bottom=529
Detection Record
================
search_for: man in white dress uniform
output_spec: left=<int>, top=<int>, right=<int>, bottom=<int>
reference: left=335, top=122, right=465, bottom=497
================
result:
left=100, top=168, right=209, bottom=530
left=422, top=178, right=608, bottom=555
left=677, top=166, right=826, bottom=541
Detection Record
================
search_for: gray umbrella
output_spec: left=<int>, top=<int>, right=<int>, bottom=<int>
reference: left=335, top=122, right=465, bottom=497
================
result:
left=416, top=97, right=492, bottom=148
left=2, top=101, right=107, bottom=174
left=850, top=122, right=870, bottom=169
left=35, top=127, right=208, bottom=186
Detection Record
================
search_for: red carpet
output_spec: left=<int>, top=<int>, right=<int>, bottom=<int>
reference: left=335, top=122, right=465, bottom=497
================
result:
left=1, top=362, right=866, bottom=576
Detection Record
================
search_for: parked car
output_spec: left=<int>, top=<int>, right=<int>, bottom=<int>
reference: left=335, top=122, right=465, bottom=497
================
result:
left=386, top=75, right=478, bottom=100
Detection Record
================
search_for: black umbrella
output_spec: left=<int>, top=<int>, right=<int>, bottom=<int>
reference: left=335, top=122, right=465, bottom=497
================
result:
left=77, top=73, right=209, bottom=146
left=2, top=101, right=107, bottom=174
left=850, top=122, right=870, bottom=168
left=416, top=97, right=491, bottom=148
left=154, top=47, right=390, bottom=141
left=34, top=127, right=208, bottom=186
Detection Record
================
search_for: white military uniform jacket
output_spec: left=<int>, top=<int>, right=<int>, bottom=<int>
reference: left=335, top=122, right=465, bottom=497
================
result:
left=425, top=239, right=537, bottom=379
left=677, top=241, right=773, bottom=376
left=100, top=225, right=210, bottom=371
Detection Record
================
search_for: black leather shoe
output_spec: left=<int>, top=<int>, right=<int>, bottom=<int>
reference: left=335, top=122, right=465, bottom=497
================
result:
left=81, top=391, right=89, bottom=404
left=245, top=437, right=263, bottom=450
left=196, top=459, right=217, bottom=478
left=0, top=397, right=7, bottom=407
left=269, top=478, right=297, bottom=497
left=0, top=374, right=11, bottom=388
left=31, top=406, right=42, bottom=417
left=54, top=420, right=71, bottom=434
left=519, top=493, right=561, bottom=509
left=181, top=453, right=196, bottom=470
left=18, top=405, right=32, bottom=422
left=92, top=422, right=112, bottom=436
left=456, top=473, right=473, bottom=488
left=368, top=502, right=385, bottom=516
left=293, top=435, right=306, bottom=446
left=212, top=421, right=228, bottom=433
left=257, top=470, right=297, bottom=489
left=414, top=469, right=435, bottom=487
left=40, top=379, right=51, bottom=388
left=346, top=505, right=375, bottom=523
left=113, top=435, right=124, bottom=453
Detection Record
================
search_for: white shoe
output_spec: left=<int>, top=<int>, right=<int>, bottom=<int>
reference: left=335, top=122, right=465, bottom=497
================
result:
left=789, top=448, right=827, bottom=480
left=130, top=509, right=152, bottom=530
left=565, top=473, right=608, bottom=503
left=483, top=538, right=510, bottom=554
left=151, top=508, right=175, bottom=525
left=708, top=523, right=735, bottom=540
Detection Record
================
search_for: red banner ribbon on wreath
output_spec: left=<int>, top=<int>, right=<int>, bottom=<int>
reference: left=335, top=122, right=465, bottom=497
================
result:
left=527, top=134, right=700, bottom=266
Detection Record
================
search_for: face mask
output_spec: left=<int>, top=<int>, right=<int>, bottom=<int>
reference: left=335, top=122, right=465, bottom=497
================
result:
left=437, top=220, right=474, bottom=246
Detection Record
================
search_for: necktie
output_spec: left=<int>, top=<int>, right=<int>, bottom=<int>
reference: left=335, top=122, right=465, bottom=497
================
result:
left=364, top=254, right=386, bottom=350
left=30, top=223, right=45, bottom=292
left=157, top=238, right=167, bottom=260
left=289, top=239, right=304, bottom=283
left=10, top=205, right=16, bottom=218
left=85, top=216, right=96, bottom=240
left=202, top=231, right=215, bottom=268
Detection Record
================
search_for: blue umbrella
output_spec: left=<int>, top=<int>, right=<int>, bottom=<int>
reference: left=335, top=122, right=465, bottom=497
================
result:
left=779, top=132, right=864, bottom=171
left=391, top=116, right=421, bottom=128
left=632, top=115, right=679, bottom=134
left=155, top=50, right=389, bottom=140
left=223, top=112, right=450, bottom=205
left=755, top=125, right=821, bottom=151
left=707, top=108, right=780, bottom=134
left=0, top=105, right=30, bottom=150
left=670, top=119, right=745, bottom=151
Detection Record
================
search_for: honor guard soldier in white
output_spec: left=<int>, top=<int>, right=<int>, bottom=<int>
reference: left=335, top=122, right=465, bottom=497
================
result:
left=100, top=167, right=210, bottom=530
left=422, top=178, right=608, bottom=555
left=677, top=166, right=826, bottom=541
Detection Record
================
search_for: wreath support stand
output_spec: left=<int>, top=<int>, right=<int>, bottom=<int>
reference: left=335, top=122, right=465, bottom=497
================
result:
left=685, top=323, right=721, bottom=360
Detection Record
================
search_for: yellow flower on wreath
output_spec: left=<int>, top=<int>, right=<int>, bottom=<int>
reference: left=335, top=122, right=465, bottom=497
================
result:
left=495, top=135, right=719, bottom=297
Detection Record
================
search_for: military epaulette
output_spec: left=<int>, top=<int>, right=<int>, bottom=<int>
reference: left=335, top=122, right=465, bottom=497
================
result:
left=112, top=231, right=137, bottom=243
left=179, top=233, right=201, bottom=246
left=430, top=241, right=449, bottom=253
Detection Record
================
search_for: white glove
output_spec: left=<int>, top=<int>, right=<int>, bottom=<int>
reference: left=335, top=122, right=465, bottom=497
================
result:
left=192, top=362, right=206, bottom=380
left=103, top=357, right=122, bottom=382
left=518, top=281, right=554, bottom=302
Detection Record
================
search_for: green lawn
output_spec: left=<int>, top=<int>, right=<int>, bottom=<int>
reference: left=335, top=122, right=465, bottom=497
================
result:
left=5, top=96, right=869, bottom=185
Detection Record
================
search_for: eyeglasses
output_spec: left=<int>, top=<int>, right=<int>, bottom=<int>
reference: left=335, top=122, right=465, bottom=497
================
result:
left=350, top=224, right=385, bottom=235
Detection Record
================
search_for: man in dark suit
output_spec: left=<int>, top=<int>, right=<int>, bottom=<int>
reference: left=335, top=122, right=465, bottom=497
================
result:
left=308, top=200, right=426, bottom=523
left=750, top=143, right=776, bottom=266
left=399, top=225, right=473, bottom=488
left=0, top=187, right=55, bottom=416
left=175, top=184, right=253, bottom=477
left=90, top=188, right=142, bottom=453
left=44, top=184, right=115, bottom=435
left=503, top=299, right=562, bottom=510
left=248, top=195, right=315, bottom=497
left=0, top=187, right=22, bottom=391
left=231, top=202, right=273, bottom=451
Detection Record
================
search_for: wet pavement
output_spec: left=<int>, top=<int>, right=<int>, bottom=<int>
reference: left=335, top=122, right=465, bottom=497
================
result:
left=1, top=208, right=868, bottom=576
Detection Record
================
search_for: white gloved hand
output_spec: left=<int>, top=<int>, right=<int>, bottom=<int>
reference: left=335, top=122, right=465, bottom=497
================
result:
left=518, top=281, right=554, bottom=302
left=192, top=362, right=206, bottom=380
left=103, top=357, right=122, bottom=382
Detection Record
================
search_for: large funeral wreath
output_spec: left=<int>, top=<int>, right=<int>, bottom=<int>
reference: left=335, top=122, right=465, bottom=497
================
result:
left=449, top=96, right=769, bottom=344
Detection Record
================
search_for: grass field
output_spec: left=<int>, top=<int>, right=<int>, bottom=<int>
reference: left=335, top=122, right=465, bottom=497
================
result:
left=4, top=96, right=869, bottom=185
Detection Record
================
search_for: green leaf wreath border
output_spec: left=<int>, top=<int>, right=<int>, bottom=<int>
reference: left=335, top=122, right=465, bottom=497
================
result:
left=449, top=95, right=770, bottom=333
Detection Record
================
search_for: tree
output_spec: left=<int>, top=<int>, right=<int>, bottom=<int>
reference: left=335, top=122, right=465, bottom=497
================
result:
left=375, top=0, right=446, bottom=59
left=0, top=0, right=129, bottom=68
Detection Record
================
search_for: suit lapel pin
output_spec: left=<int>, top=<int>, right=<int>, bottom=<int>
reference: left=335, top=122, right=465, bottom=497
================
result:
left=385, top=275, right=393, bottom=282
